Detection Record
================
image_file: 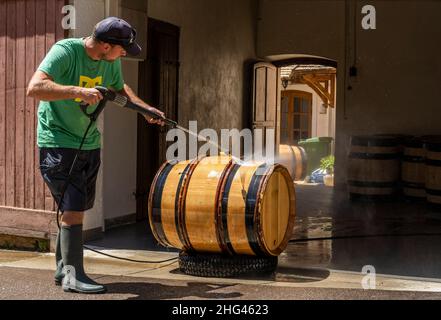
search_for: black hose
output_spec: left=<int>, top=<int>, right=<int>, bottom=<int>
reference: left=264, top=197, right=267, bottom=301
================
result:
left=83, top=245, right=177, bottom=264
left=56, top=120, right=94, bottom=230
left=56, top=99, right=177, bottom=265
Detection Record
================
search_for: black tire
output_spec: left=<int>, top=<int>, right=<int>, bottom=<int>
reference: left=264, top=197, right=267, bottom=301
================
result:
left=178, top=251, right=278, bottom=278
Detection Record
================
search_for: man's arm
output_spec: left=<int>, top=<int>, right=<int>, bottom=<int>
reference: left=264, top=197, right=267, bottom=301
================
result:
left=27, top=70, right=103, bottom=105
left=118, top=84, right=165, bottom=126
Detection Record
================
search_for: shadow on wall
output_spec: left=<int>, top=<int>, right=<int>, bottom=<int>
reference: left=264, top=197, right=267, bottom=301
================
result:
left=242, top=59, right=259, bottom=130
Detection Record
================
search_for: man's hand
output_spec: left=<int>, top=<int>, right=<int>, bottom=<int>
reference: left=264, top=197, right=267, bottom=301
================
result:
left=144, top=107, right=166, bottom=126
left=118, top=84, right=167, bottom=126
left=77, top=87, right=104, bottom=105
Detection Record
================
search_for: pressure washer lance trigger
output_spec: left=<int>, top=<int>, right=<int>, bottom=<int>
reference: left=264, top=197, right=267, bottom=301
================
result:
left=79, top=86, right=114, bottom=121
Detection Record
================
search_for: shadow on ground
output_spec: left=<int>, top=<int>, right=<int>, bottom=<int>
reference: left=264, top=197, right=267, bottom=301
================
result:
left=105, top=281, right=242, bottom=300
left=168, top=266, right=331, bottom=284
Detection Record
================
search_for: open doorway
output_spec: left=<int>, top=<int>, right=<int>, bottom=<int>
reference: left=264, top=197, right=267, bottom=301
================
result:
left=278, top=62, right=337, bottom=186
left=136, top=18, right=180, bottom=222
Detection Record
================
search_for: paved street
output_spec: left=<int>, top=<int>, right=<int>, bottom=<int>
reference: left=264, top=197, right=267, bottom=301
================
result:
left=2, top=265, right=441, bottom=300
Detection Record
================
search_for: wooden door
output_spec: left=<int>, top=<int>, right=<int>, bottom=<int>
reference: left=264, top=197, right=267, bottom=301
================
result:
left=0, top=0, right=66, bottom=211
left=252, top=62, right=280, bottom=157
left=136, top=18, right=179, bottom=221
left=280, top=90, right=312, bottom=145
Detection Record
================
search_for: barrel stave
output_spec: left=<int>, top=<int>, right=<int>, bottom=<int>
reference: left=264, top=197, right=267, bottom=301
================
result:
left=425, top=141, right=441, bottom=205
left=185, top=156, right=232, bottom=253
left=402, top=138, right=426, bottom=199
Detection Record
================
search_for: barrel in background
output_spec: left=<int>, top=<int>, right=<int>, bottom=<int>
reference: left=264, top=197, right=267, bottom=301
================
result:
left=374, top=134, right=413, bottom=154
left=402, top=137, right=426, bottom=199
left=425, top=138, right=441, bottom=207
left=278, top=144, right=308, bottom=181
left=347, top=135, right=401, bottom=199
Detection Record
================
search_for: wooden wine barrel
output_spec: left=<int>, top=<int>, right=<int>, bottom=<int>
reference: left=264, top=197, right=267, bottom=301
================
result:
left=374, top=134, right=413, bottom=154
left=347, top=135, right=401, bottom=198
left=148, top=156, right=296, bottom=256
left=402, top=137, right=426, bottom=199
left=278, top=144, right=308, bottom=181
left=425, top=138, right=441, bottom=206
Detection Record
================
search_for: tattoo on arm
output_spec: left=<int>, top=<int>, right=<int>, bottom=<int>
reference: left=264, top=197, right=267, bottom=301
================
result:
left=119, top=84, right=150, bottom=107
left=27, top=70, right=79, bottom=101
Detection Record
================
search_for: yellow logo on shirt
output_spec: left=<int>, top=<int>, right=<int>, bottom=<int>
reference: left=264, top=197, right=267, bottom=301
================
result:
left=74, top=76, right=103, bottom=102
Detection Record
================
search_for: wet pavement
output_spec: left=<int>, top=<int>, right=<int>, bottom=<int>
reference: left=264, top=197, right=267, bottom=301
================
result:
left=1, top=183, right=441, bottom=299
left=89, top=184, right=441, bottom=280
left=289, top=184, right=441, bottom=279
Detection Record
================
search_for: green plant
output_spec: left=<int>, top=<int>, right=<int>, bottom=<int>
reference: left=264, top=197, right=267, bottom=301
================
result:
left=320, top=155, right=335, bottom=175
left=35, top=240, right=49, bottom=252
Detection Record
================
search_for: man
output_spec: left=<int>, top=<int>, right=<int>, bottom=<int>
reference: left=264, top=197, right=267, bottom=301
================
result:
left=27, top=17, right=165, bottom=294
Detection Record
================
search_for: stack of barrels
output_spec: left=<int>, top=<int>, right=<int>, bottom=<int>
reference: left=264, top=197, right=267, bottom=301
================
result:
left=347, top=134, right=441, bottom=206
left=148, top=155, right=296, bottom=257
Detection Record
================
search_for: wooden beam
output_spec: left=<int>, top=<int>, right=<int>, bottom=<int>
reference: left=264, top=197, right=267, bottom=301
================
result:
left=301, top=77, right=331, bottom=107
left=289, top=73, right=336, bottom=108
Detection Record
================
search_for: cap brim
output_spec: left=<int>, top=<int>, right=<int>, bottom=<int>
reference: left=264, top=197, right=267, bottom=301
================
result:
left=125, top=42, right=142, bottom=56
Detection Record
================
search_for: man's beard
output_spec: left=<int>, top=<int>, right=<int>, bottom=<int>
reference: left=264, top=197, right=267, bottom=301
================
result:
left=99, top=53, right=116, bottom=62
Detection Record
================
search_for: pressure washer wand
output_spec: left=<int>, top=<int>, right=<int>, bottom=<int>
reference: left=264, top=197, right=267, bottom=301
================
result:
left=80, top=86, right=177, bottom=128
left=109, top=89, right=178, bottom=128
left=89, top=86, right=243, bottom=164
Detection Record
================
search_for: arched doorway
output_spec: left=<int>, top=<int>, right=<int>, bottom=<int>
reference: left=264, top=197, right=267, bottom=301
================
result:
left=252, top=55, right=337, bottom=183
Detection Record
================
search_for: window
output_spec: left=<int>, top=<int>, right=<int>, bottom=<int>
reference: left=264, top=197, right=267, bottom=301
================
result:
left=280, top=90, right=312, bottom=145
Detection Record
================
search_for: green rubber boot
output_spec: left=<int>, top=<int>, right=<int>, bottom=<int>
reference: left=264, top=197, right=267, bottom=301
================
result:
left=60, top=225, right=106, bottom=294
left=54, top=231, right=64, bottom=285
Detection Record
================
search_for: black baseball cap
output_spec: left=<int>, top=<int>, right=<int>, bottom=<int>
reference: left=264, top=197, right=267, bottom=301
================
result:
left=93, top=17, right=141, bottom=56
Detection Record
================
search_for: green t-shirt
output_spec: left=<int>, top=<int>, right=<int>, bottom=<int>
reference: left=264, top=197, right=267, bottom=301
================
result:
left=37, top=38, right=125, bottom=150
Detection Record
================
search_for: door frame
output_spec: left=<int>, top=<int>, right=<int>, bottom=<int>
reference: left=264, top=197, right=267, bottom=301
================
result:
left=136, top=18, right=180, bottom=222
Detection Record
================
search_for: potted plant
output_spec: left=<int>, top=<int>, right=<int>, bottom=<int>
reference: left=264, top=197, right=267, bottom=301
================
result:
left=320, top=155, right=335, bottom=187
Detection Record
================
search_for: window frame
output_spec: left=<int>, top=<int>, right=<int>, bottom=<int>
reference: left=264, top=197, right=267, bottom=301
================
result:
left=280, top=90, right=313, bottom=145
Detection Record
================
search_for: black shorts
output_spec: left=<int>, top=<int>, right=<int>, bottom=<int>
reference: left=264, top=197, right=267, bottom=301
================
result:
left=39, top=147, right=101, bottom=212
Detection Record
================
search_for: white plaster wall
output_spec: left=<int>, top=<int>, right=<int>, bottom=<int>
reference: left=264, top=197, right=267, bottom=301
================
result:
left=101, top=60, right=138, bottom=222
left=148, top=0, right=258, bottom=132
left=69, top=0, right=143, bottom=229
left=101, top=1, right=143, bottom=223
left=71, top=0, right=107, bottom=231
